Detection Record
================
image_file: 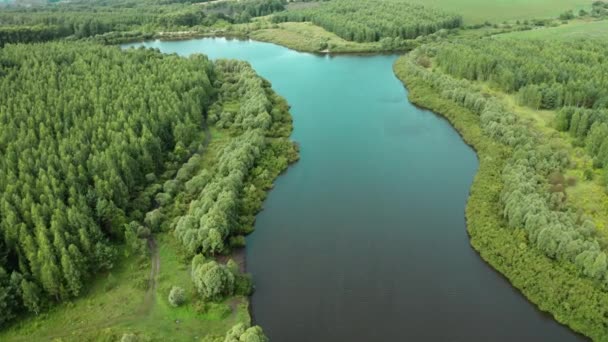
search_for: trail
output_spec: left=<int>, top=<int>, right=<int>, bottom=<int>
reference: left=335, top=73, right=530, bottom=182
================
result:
left=138, top=237, right=160, bottom=315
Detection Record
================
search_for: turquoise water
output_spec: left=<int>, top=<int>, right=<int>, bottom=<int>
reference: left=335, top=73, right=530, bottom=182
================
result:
left=124, top=38, right=582, bottom=341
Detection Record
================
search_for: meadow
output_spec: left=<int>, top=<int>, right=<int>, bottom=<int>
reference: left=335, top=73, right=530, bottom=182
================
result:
left=407, top=0, right=590, bottom=24
left=496, top=19, right=608, bottom=40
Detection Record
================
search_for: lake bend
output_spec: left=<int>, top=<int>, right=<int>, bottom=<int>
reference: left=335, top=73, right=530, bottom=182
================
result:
left=123, top=37, right=583, bottom=342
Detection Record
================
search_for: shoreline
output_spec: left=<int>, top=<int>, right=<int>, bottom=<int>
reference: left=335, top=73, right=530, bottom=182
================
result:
left=393, top=56, right=594, bottom=341
left=117, top=31, right=410, bottom=57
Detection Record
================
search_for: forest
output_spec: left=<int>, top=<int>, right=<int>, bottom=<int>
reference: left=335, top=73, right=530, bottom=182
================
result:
left=0, top=42, right=215, bottom=323
left=0, top=40, right=300, bottom=340
left=433, top=39, right=608, bottom=110
left=271, top=0, right=462, bottom=42
left=0, top=0, right=286, bottom=45
left=431, top=38, right=608, bottom=186
left=1, top=0, right=608, bottom=340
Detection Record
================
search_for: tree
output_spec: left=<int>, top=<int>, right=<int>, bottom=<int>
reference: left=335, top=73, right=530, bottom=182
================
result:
left=0, top=268, right=18, bottom=327
left=224, top=323, right=269, bottom=342
left=590, top=252, right=608, bottom=279
left=168, top=286, right=186, bottom=307
left=20, top=279, right=42, bottom=315
left=61, top=247, right=83, bottom=296
left=191, top=258, right=235, bottom=301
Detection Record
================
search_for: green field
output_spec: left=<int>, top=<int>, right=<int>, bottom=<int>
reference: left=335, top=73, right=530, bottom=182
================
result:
left=407, top=0, right=590, bottom=24
left=496, top=19, right=608, bottom=39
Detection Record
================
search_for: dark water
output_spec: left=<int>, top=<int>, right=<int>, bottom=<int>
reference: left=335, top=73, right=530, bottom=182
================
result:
left=123, top=38, right=582, bottom=341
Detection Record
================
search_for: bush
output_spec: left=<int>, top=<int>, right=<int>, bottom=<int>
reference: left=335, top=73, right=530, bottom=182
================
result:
left=559, top=10, right=575, bottom=20
left=234, top=274, right=253, bottom=296
left=168, top=286, right=186, bottom=307
left=229, top=235, right=246, bottom=248
left=121, top=333, right=138, bottom=342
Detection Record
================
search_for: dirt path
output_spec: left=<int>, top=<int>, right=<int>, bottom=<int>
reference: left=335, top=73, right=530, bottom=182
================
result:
left=139, top=237, right=160, bottom=315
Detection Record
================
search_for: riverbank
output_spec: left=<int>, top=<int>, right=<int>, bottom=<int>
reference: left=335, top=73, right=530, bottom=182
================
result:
left=393, top=54, right=600, bottom=341
left=119, top=37, right=584, bottom=341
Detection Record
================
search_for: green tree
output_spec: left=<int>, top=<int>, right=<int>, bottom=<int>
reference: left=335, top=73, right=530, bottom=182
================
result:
left=168, top=286, right=186, bottom=307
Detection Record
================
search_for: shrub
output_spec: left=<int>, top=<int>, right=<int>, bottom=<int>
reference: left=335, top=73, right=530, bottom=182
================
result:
left=229, top=235, right=246, bottom=248
left=584, top=169, right=594, bottom=180
left=168, top=286, right=186, bottom=307
left=234, top=274, right=253, bottom=296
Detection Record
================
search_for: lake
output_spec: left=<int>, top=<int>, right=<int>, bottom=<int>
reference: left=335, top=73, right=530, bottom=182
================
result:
left=123, top=37, right=582, bottom=341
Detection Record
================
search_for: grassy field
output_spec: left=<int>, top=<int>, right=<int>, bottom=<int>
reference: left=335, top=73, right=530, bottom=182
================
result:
left=407, top=0, right=590, bottom=24
left=496, top=19, right=608, bottom=40
left=0, top=248, right=147, bottom=341
left=0, top=234, right=249, bottom=342
left=249, top=22, right=383, bottom=53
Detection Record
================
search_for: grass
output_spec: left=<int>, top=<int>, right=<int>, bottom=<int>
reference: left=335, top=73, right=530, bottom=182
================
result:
left=407, top=0, right=590, bottom=24
left=249, top=22, right=383, bottom=53
left=0, top=234, right=249, bottom=342
left=120, top=234, right=250, bottom=342
left=0, top=247, right=149, bottom=341
left=496, top=19, right=608, bottom=40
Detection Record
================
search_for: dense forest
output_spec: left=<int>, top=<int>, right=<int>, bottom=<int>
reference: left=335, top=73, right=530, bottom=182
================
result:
left=271, top=0, right=462, bottom=42
left=0, top=42, right=214, bottom=324
left=433, top=39, right=608, bottom=110
left=395, top=40, right=608, bottom=340
left=0, top=42, right=295, bottom=342
left=0, top=0, right=286, bottom=45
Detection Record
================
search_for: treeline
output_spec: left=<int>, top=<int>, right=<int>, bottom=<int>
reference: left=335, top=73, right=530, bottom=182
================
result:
left=0, top=25, right=71, bottom=46
left=173, top=59, right=297, bottom=258
left=557, top=107, right=608, bottom=169
left=0, top=0, right=285, bottom=46
left=205, top=0, right=286, bottom=24
left=271, top=0, right=462, bottom=42
left=433, top=39, right=608, bottom=110
left=0, top=42, right=217, bottom=327
left=395, top=45, right=608, bottom=339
